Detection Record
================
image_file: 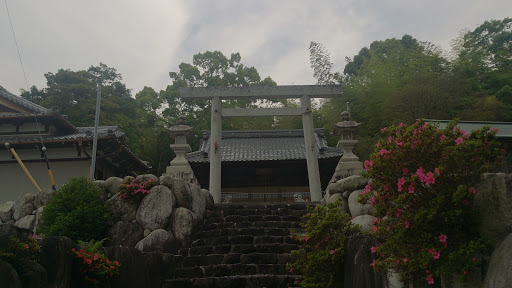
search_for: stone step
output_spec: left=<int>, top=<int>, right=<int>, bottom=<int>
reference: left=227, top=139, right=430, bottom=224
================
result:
left=200, top=220, right=304, bottom=231
left=195, top=227, right=292, bottom=238
left=214, top=203, right=314, bottom=210
left=205, top=208, right=309, bottom=218
left=163, top=274, right=302, bottom=288
left=180, top=243, right=300, bottom=256
left=189, top=235, right=298, bottom=247
left=182, top=253, right=290, bottom=267
left=204, top=214, right=305, bottom=224
left=175, top=263, right=297, bottom=278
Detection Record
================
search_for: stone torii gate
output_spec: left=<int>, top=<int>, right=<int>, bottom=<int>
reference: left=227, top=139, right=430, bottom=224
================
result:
left=179, top=85, right=342, bottom=203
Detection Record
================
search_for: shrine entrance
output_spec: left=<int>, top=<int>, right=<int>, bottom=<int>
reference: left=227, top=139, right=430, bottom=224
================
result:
left=179, top=85, right=342, bottom=203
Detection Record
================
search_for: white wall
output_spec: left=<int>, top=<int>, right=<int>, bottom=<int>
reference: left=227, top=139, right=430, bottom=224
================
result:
left=0, top=160, right=90, bottom=203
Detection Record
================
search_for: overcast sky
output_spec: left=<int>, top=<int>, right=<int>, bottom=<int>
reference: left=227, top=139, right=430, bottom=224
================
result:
left=1, top=1, right=511, bottom=96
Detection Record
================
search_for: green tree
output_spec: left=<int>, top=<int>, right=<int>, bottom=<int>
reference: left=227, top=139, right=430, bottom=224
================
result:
left=161, top=51, right=284, bottom=150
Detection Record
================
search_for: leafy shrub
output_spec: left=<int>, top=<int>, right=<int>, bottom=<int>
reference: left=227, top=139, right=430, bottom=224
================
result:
left=118, top=178, right=155, bottom=201
left=0, top=235, right=40, bottom=282
left=287, top=200, right=360, bottom=288
left=39, top=177, right=113, bottom=242
left=72, top=239, right=120, bottom=287
left=360, top=120, right=502, bottom=285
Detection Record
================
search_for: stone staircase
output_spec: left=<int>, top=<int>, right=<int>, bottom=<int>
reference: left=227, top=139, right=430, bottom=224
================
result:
left=163, top=203, right=313, bottom=288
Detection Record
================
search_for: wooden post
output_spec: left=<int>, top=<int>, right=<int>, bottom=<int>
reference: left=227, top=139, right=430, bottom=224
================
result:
left=209, top=96, right=222, bottom=203
left=301, top=95, right=322, bottom=202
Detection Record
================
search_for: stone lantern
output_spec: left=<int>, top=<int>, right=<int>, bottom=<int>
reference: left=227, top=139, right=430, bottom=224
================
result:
left=166, top=117, right=196, bottom=182
left=330, top=105, right=363, bottom=182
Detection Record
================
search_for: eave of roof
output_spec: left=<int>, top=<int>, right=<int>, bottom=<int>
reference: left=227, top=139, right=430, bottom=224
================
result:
left=0, top=85, right=51, bottom=114
left=187, top=129, right=342, bottom=163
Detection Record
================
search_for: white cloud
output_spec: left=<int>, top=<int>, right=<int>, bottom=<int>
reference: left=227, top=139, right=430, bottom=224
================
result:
left=1, top=0, right=511, bottom=95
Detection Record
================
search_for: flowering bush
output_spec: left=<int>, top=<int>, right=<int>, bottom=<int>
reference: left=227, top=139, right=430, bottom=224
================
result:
left=287, top=200, right=360, bottom=288
left=360, top=120, right=502, bottom=285
left=118, top=178, right=155, bottom=201
left=72, top=239, right=120, bottom=287
left=0, top=234, right=40, bottom=282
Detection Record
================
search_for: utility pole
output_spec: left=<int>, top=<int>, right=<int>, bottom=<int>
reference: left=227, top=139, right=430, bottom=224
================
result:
left=90, top=79, right=101, bottom=179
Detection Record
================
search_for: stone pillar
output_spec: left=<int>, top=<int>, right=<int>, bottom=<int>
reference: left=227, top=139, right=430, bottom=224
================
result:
left=301, top=95, right=322, bottom=202
left=209, top=96, right=222, bottom=203
left=165, top=117, right=197, bottom=184
left=329, top=109, right=363, bottom=184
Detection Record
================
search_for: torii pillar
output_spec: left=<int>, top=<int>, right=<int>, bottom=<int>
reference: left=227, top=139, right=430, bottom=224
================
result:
left=179, top=85, right=342, bottom=203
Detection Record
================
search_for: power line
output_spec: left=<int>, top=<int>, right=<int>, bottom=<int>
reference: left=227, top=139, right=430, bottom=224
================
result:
left=4, top=0, right=30, bottom=91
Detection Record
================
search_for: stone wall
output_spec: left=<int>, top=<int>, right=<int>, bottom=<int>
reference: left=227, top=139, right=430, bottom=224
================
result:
left=326, top=173, right=512, bottom=288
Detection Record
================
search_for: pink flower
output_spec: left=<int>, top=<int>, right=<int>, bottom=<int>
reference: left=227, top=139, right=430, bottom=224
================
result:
left=403, top=258, right=408, bottom=263
left=462, top=200, right=469, bottom=206
left=31, top=234, right=38, bottom=239
left=408, top=183, right=415, bottom=194
left=402, top=168, right=409, bottom=174
left=370, top=246, right=377, bottom=253
left=455, top=137, right=463, bottom=145
left=440, top=135, right=447, bottom=142
left=439, top=234, right=448, bottom=247
left=405, top=221, right=410, bottom=228
left=468, top=187, right=477, bottom=194
left=304, top=235, right=309, bottom=242
left=379, top=149, right=390, bottom=156
left=426, top=274, right=434, bottom=285
left=424, top=172, right=435, bottom=185
left=330, top=250, right=335, bottom=255
left=428, top=249, right=440, bottom=260
left=397, top=178, right=406, bottom=192
left=372, top=225, right=378, bottom=233
left=395, top=208, right=403, bottom=217
left=435, top=168, right=440, bottom=176
left=397, top=142, right=403, bottom=147
left=25, top=244, right=29, bottom=249
left=381, top=127, right=387, bottom=132
left=86, top=259, right=92, bottom=265
left=400, top=122, right=405, bottom=127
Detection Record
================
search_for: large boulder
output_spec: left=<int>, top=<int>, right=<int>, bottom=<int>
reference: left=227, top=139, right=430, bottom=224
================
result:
left=201, top=189, right=214, bottom=210
left=104, top=177, right=124, bottom=195
left=14, top=215, right=36, bottom=231
left=106, top=221, right=144, bottom=247
left=33, top=207, right=44, bottom=234
left=0, top=201, right=14, bottom=222
left=12, top=194, right=36, bottom=221
left=351, top=215, right=378, bottom=233
left=0, top=260, right=22, bottom=288
left=39, top=236, right=79, bottom=288
left=189, top=184, right=206, bottom=219
left=159, top=174, right=173, bottom=189
left=328, top=176, right=369, bottom=197
left=473, top=173, right=512, bottom=247
left=483, top=233, right=512, bottom=288
left=136, top=185, right=176, bottom=231
left=327, top=193, right=350, bottom=214
left=108, top=194, right=138, bottom=222
left=170, top=207, right=196, bottom=247
left=343, top=234, right=386, bottom=288
left=18, top=259, right=48, bottom=288
left=170, top=178, right=193, bottom=210
left=135, top=229, right=177, bottom=253
left=136, top=174, right=159, bottom=185
left=33, top=189, right=56, bottom=209
left=94, top=180, right=110, bottom=201
left=104, top=246, right=150, bottom=288
left=348, top=190, right=375, bottom=217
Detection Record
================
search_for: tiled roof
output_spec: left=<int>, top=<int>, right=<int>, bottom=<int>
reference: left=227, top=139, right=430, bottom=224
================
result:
left=0, top=125, right=124, bottom=144
left=0, top=85, right=51, bottom=114
left=423, top=120, right=512, bottom=139
left=186, top=129, right=342, bottom=163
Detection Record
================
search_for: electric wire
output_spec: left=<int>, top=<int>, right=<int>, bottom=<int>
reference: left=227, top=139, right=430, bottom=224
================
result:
left=4, top=0, right=55, bottom=190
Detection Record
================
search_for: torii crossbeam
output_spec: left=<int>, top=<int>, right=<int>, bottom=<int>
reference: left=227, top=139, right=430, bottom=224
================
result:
left=179, top=85, right=342, bottom=203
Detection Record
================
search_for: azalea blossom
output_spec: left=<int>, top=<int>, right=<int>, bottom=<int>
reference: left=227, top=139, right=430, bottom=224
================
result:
left=370, top=246, right=377, bottom=253
left=426, top=274, right=434, bottom=285
left=439, top=234, right=448, bottom=247
left=404, top=221, right=410, bottom=228
left=455, top=137, right=463, bottom=145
